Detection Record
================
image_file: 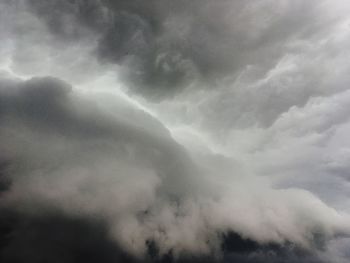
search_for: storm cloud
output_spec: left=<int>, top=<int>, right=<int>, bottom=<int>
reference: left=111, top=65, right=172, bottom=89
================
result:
left=1, top=0, right=350, bottom=262
left=8, top=0, right=347, bottom=99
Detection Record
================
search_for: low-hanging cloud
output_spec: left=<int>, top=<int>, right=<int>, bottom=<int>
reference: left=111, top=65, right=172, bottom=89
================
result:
left=1, top=0, right=350, bottom=262
left=0, top=75, right=349, bottom=263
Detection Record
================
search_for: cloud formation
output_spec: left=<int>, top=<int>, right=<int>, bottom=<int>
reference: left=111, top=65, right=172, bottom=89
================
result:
left=1, top=0, right=350, bottom=262
left=0, top=74, right=348, bottom=263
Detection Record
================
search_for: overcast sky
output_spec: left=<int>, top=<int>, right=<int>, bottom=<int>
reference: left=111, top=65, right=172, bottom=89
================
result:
left=1, top=1, right=350, bottom=262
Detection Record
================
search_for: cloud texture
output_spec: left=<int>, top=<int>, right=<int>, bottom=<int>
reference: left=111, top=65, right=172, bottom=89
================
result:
left=1, top=0, right=350, bottom=262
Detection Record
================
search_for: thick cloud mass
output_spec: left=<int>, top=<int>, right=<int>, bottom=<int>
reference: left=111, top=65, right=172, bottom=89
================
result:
left=1, top=0, right=350, bottom=262
left=0, top=75, right=334, bottom=262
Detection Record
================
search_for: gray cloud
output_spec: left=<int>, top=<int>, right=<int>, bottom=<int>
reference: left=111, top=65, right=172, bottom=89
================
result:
left=21, top=0, right=338, bottom=99
left=1, top=0, right=350, bottom=262
left=0, top=76, right=348, bottom=263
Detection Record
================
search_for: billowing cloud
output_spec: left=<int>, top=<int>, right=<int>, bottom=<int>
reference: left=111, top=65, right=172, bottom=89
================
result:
left=0, top=75, right=348, bottom=263
left=1, top=1, right=350, bottom=263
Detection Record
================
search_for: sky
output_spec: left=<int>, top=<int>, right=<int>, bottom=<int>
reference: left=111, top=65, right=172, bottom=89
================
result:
left=1, top=1, right=350, bottom=262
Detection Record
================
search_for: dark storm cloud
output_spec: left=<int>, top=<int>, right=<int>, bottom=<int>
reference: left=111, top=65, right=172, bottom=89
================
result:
left=0, top=76, right=198, bottom=259
left=0, top=75, right=163, bottom=142
left=24, top=0, right=327, bottom=99
left=0, top=75, right=198, bottom=198
left=0, top=76, right=334, bottom=262
left=221, top=232, right=325, bottom=263
left=0, top=209, right=326, bottom=263
left=1, top=1, right=350, bottom=261
left=0, top=159, right=11, bottom=194
left=0, top=210, right=138, bottom=263
left=0, top=210, right=325, bottom=263
left=24, top=0, right=193, bottom=98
